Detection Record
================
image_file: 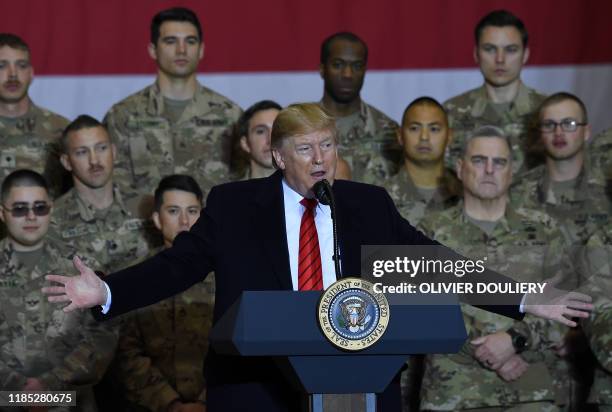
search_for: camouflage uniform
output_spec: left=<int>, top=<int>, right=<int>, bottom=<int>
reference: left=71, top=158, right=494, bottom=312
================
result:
left=49, top=184, right=151, bottom=273
left=103, top=82, right=242, bottom=196
left=325, top=100, right=401, bottom=184
left=444, top=84, right=546, bottom=176
left=416, top=203, right=569, bottom=411
left=578, top=225, right=612, bottom=411
left=510, top=164, right=611, bottom=246
left=116, top=247, right=215, bottom=412
left=0, top=238, right=118, bottom=411
left=0, top=102, right=69, bottom=198
left=589, top=128, right=612, bottom=180
left=384, top=167, right=460, bottom=226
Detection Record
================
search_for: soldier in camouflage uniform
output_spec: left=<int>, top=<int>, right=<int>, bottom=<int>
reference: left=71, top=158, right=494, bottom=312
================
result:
left=578, top=223, right=612, bottom=411
left=318, top=32, right=400, bottom=183
left=0, top=170, right=117, bottom=411
left=589, top=127, right=612, bottom=181
left=103, top=7, right=242, bottom=197
left=417, top=126, right=569, bottom=412
left=50, top=115, right=150, bottom=274
left=116, top=175, right=214, bottom=412
left=444, top=10, right=546, bottom=176
left=0, top=33, right=69, bottom=199
left=231, top=100, right=281, bottom=181
left=511, top=93, right=611, bottom=246
left=384, top=97, right=460, bottom=227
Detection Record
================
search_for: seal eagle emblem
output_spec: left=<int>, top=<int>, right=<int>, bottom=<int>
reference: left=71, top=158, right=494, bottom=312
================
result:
left=317, top=277, right=390, bottom=351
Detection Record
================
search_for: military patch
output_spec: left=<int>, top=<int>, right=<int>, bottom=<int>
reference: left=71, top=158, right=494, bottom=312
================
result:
left=317, top=277, right=390, bottom=351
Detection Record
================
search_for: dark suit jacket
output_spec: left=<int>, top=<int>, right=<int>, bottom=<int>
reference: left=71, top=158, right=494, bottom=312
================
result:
left=97, top=170, right=523, bottom=409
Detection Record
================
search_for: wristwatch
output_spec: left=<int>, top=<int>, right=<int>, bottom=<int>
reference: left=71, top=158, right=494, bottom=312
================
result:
left=506, top=328, right=528, bottom=354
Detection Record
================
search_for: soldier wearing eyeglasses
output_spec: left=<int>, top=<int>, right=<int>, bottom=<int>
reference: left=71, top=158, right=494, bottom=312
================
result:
left=511, top=92, right=611, bottom=246
left=0, top=169, right=117, bottom=410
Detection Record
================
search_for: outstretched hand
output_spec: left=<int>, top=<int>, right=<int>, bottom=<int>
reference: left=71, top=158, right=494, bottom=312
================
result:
left=523, top=275, right=593, bottom=327
left=42, top=256, right=107, bottom=312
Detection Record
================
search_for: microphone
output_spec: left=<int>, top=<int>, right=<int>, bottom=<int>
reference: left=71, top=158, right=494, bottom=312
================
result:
left=312, top=180, right=342, bottom=280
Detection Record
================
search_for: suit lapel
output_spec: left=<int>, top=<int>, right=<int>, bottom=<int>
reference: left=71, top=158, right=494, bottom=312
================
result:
left=333, top=184, right=362, bottom=277
left=252, top=171, right=293, bottom=290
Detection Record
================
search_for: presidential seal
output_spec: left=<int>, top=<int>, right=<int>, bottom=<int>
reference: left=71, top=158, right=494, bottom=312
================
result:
left=317, top=277, right=390, bottom=351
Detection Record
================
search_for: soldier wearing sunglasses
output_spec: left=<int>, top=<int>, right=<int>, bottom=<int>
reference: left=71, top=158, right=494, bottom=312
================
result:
left=0, top=169, right=117, bottom=409
left=511, top=92, right=611, bottom=246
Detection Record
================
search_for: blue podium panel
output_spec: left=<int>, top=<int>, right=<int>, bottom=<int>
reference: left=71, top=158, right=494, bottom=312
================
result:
left=211, top=291, right=466, bottom=356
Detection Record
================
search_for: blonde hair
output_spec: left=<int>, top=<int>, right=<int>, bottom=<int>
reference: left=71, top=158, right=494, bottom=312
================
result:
left=270, top=103, right=337, bottom=149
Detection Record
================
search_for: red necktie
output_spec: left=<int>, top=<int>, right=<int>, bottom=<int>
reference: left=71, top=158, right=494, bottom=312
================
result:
left=298, top=198, right=323, bottom=291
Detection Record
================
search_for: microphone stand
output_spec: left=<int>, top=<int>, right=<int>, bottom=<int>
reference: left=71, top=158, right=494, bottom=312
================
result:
left=313, top=180, right=342, bottom=280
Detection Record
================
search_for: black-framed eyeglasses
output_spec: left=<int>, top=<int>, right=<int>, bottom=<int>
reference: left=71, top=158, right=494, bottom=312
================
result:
left=2, top=202, right=51, bottom=217
left=539, top=118, right=587, bottom=133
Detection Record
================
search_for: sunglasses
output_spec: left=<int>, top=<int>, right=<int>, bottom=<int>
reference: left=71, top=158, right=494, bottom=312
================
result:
left=2, top=202, right=51, bottom=217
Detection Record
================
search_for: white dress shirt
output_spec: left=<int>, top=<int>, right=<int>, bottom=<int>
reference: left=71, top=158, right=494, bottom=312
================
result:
left=282, top=179, right=339, bottom=290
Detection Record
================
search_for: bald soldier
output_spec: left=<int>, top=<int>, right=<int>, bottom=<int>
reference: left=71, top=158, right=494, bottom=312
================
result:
left=444, top=10, right=546, bottom=176
left=0, top=33, right=69, bottom=197
left=511, top=92, right=611, bottom=246
left=384, top=97, right=460, bottom=227
left=319, top=32, right=400, bottom=183
left=0, top=170, right=117, bottom=410
left=418, top=126, right=571, bottom=412
left=104, top=7, right=242, bottom=197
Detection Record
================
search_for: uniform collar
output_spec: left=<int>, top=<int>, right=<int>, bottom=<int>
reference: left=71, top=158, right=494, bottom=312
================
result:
left=459, top=199, right=516, bottom=234
left=471, top=82, right=533, bottom=118
left=145, top=80, right=204, bottom=117
left=72, top=184, right=130, bottom=222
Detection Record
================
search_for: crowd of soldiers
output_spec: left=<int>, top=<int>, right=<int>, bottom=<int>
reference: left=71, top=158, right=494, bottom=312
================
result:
left=0, top=5, right=610, bottom=412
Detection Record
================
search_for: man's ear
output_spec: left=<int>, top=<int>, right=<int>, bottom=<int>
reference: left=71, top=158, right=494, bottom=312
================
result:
left=473, top=46, right=480, bottom=65
left=239, top=136, right=251, bottom=154
left=522, top=47, right=530, bottom=65
left=0, top=205, right=5, bottom=224
left=396, top=126, right=404, bottom=147
left=152, top=211, right=162, bottom=231
left=456, top=158, right=464, bottom=182
left=584, top=124, right=592, bottom=143
left=198, top=42, right=205, bottom=60
left=148, top=43, right=157, bottom=61
left=60, top=153, right=72, bottom=172
left=272, top=148, right=285, bottom=170
left=446, top=128, right=454, bottom=146
left=319, top=63, right=325, bottom=79
left=111, top=143, right=118, bottom=162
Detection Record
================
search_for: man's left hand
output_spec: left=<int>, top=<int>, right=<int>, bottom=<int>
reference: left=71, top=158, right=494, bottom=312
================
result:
left=523, top=279, right=593, bottom=327
left=471, top=331, right=514, bottom=370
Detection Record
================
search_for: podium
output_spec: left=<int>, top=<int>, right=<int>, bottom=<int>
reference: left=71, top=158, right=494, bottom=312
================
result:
left=210, top=290, right=466, bottom=412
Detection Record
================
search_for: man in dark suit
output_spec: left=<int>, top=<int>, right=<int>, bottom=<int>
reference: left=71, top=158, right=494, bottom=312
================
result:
left=44, top=103, right=592, bottom=412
